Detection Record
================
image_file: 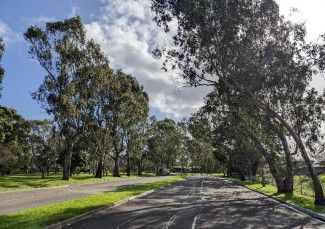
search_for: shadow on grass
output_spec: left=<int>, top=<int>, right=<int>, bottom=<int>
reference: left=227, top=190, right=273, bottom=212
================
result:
left=0, top=173, right=156, bottom=192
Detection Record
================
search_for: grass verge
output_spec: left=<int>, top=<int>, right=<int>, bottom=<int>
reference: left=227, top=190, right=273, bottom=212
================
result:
left=211, top=174, right=325, bottom=215
left=0, top=172, right=155, bottom=192
left=0, top=175, right=184, bottom=229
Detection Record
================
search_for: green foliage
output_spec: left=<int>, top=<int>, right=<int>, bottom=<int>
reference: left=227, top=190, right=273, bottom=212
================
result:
left=29, top=120, right=59, bottom=177
left=24, top=17, right=111, bottom=180
left=0, top=106, right=31, bottom=175
left=152, top=0, right=325, bottom=204
left=24, top=17, right=151, bottom=179
left=0, top=176, right=184, bottom=228
left=148, top=119, right=184, bottom=172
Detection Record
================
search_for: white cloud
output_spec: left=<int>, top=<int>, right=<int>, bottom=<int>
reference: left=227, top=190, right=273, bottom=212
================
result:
left=276, top=0, right=325, bottom=42
left=85, top=0, right=211, bottom=118
left=86, top=0, right=325, bottom=118
left=276, top=0, right=325, bottom=93
left=0, top=21, right=21, bottom=44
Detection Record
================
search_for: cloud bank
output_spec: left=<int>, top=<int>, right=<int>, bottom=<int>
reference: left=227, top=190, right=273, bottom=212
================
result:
left=0, top=21, right=21, bottom=44
left=85, top=0, right=211, bottom=118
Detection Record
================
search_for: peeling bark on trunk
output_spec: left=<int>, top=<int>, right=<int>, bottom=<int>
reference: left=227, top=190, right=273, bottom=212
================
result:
left=126, top=150, right=131, bottom=176
left=251, top=98, right=325, bottom=204
left=272, top=123, right=294, bottom=194
left=246, top=129, right=286, bottom=193
left=222, top=80, right=325, bottom=204
left=62, top=150, right=72, bottom=181
left=137, top=160, right=142, bottom=176
left=95, top=155, right=104, bottom=178
left=113, top=156, right=120, bottom=177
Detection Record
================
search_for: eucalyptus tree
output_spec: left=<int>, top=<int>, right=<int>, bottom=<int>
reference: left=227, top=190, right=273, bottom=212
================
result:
left=24, top=17, right=108, bottom=180
left=106, top=71, right=149, bottom=177
left=152, top=0, right=325, bottom=204
left=129, top=117, right=153, bottom=176
left=29, top=120, right=58, bottom=177
left=202, top=90, right=294, bottom=193
left=120, top=73, right=149, bottom=177
left=81, top=63, right=115, bottom=178
left=148, top=119, right=183, bottom=174
left=0, top=37, right=4, bottom=97
left=0, top=106, right=30, bottom=175
left=186, top=111, right=216, bottom=173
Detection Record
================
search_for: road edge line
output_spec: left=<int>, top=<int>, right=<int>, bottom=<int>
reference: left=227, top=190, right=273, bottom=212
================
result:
left=219, top=177, right=325, bottom=223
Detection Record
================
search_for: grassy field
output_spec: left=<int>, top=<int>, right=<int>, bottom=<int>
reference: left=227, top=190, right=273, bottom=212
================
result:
left=0, top=172, right=155, bottom=192
left=211, top=173, right=325, bottom=214
left=0, top=175, right=184, bottom=229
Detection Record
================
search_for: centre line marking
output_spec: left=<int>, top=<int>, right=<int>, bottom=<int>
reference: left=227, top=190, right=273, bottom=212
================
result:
left=191, top=215, right=199, bottom=229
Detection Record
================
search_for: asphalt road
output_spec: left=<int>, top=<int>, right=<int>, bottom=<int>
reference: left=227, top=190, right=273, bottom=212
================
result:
left=66, top=175, right=325, bottom=229
left=0, top=176, right=170, bottom=215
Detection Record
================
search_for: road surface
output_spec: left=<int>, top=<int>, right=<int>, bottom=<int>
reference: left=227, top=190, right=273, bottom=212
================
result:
left=0, top=176, right=169, bottom=215
left=66, top=175, right=325, bottom=229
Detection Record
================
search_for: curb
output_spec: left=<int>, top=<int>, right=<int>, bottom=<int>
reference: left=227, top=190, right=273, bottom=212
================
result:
left=220, top=177, right=325, bottom=223
left=45, top=190, right=155, bottom=229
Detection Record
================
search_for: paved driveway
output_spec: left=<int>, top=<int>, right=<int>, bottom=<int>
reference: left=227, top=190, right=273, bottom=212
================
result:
left=66, top=175, right=325, bottom=229
left=0, top=176, right=169, bottom=214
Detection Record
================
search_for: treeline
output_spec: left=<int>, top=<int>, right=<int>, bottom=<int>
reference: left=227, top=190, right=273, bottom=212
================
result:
left=0, top=17, right=216, bottom=180
left=152, top=0, right=325, bottom=205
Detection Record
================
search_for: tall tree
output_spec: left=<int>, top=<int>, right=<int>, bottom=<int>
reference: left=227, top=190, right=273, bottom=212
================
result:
left=24, top=17, right=108, bottom=180
left=108, top=71, right=149, bottom=177
left=81, top=63, right=115, bottom=178
left=148, top=119, right=182, bottom=174
left=152, top=0, right=325, bottom=204
left=29, top=120, right=58, bottom=178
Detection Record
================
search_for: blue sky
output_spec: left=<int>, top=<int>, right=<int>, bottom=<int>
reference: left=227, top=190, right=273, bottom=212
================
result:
left=0, top=0, right=100, bottom=120
left=1, top=0, right=325, bottom=121
left=0, top=0, right=175, bottom=120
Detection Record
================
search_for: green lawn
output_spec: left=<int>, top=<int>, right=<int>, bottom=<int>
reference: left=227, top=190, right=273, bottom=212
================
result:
left=0, top=172, right=155, bottom=192
left=0, top=175, right=184, bottom=229
left=211, top=174, right=325, bottom=214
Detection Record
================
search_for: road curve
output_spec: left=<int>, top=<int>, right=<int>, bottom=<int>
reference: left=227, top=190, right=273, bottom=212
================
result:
left=66, top=175, right=325, bottom=229
left=0, top=176, right=170, bottom=215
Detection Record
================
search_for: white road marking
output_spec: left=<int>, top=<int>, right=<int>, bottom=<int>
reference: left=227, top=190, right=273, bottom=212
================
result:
left=191, top=215, right=199, bottom=229
left=164, top=214, right=178, bottom=229
left=163, top=177, right=203, bottom=228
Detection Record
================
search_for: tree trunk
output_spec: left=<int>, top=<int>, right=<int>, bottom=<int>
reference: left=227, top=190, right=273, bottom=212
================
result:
left=225, top=81, right=325, bottom=204
left=95, top=156, right=104, bottom=178
left=272, top=123, right=294, bottom=194
left=246, top=129, right=285, bottom=193
left=126, top=150, right=131, bottom=176
left=255, top=100, right=325, bottom=204
left=239, top=171, right=246, bottom=181
left=113, top=156, right=120, bottom=177
left=62, top=150, right=72, bottom=181
left=261, top=166, right=266, bottom=187
left=137, top=160, right=142, bottom=176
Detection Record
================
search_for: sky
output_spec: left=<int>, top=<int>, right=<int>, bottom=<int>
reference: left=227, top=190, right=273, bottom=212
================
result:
left=0, top=0, right=325, bottom=121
